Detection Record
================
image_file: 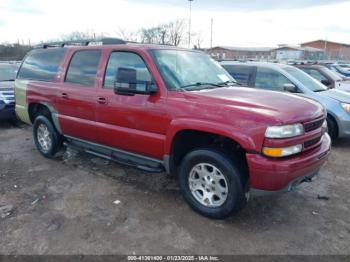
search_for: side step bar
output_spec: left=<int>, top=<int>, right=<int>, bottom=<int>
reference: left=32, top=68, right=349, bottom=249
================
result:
left=64, top=136, right=165, bottom=173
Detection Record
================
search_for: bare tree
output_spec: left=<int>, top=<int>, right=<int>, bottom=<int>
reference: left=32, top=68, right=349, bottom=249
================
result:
left=116, top=28, right=139, bottom=42
left=139, top=19, right=187, bottom=46
left=168, top=19, right=187, bottom=46
left=60, top=30, right=105, bottom=41
left=193, top=31, right=204, bottom=49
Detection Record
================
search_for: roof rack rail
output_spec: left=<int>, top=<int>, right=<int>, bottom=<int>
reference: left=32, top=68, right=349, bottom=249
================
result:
left=36, top=38, right=126, bottom=49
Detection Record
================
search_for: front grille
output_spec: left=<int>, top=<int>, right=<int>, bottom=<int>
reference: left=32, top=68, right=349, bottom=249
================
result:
left=304, top=136, right=321, bottom=148
left=304, top=119, right=324, bottom=132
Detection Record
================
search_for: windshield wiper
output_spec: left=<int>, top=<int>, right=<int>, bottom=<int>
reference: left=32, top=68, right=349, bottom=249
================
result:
left=1, top=79, right=15, bottom=82
left=217, top=80, right=241, bottom=86
left=179, top=82, right=222, bottom=91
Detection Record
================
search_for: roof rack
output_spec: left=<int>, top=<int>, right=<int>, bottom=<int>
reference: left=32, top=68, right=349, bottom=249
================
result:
left=36, top=38, right=126, bottom=49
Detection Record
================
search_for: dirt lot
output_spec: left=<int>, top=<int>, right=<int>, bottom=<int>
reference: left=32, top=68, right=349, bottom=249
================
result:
left=0, top=121, right=349, bottom=255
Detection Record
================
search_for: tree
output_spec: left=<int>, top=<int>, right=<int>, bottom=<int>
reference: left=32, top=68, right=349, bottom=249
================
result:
left=139, top=19, right=187, bottom=46
left=116, top=28, right=139, bottom=42
left=168, top=19, right=186, bottom=46
left=60, top=30, right=106, bottom=41
left=192, top=31, right=205, bottom=49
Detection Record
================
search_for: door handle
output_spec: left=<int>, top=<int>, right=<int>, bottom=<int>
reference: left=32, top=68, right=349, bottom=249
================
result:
left=61, top=93, right=69, bottom=99
left=97, top=97, right=107, bottom=104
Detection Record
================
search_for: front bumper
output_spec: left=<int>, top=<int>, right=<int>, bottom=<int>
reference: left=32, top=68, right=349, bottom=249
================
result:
left=0, top=103, right=16, bottom=120
left=247, top=133, right=331, bottom=194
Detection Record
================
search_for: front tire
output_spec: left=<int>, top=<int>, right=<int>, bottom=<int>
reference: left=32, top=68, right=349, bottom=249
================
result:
left=178, top=148, right=247, bottom=219
left=327, top=116, right=338, bottom=140
left=33, top=116, right=62, bottom=158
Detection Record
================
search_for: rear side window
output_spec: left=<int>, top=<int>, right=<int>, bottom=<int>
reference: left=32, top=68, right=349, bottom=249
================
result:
left=65, top=50, right=101, bottom=86
left=18, top=48, right=66, bottom=81
left=222, top=65, right=252, bottom=86
left=104, top=52, right=152, bottom=88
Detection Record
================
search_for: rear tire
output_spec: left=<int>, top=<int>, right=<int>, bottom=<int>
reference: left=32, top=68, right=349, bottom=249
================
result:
left=33, top=116, right=62, bottom=158
left=178, top=148, right=247, bottom=219
left=327, top=116, right=338, bottom=140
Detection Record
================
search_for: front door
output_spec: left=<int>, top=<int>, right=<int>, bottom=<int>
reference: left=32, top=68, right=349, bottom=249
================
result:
left=95, top=51, right=169, bottom=159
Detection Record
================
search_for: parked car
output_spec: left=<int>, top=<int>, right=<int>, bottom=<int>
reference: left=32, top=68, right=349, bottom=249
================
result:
left=294, top=64, right=350, bottom=91
left=321, top=63, right=350, bottom=78
left=15, top=39, right=330, bottom=219
left=0, top=62, right=19, bottom=120
left=221, top=61, right=350, bottom=140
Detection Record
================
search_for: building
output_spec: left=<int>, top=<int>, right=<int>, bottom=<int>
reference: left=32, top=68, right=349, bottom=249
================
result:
left=301, top=40, right=350, bottom=60
left=207, top=46, right=273, bottom=60
left=272, top=45, right=324, bottom=60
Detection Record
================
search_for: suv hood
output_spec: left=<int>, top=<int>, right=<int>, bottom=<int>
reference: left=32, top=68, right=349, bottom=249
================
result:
left=188, top=87, right=324, bottom=124
left=320, top=89, right=350, bottom=103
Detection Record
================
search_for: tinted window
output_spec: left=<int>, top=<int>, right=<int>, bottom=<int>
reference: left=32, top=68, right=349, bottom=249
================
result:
left=104, top=52, right=152, bottom=89
left=255, top=67, right=292, bottom=91
left=223, top=65, right=252, bottom=86
left=65, top=50, right=101, bottom=86
left=18, top=49, right=66, bottom=81
left=301, top=68, right=327, bottom=82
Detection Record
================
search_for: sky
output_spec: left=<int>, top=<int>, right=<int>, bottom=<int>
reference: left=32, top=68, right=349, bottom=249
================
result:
left=0, top=0, right=350, bottom=47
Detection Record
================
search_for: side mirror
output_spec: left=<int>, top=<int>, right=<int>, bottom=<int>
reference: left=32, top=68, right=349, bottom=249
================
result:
left=321, top=79, right=331, bottom=87
left=114, top=67, right=157, bottom=96
left=283, top=83, right=298, bottom=93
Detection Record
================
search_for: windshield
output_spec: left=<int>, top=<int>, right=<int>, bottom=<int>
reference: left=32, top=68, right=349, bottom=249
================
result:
left=0, top=64, right=18, bottom=81
left=323, top=67, right=343, bottom=81
left=284, top=67, right=328, bottom=92
left=333, top=65, right=350, bottom=74
left=151, top=49, right=235, bottom=91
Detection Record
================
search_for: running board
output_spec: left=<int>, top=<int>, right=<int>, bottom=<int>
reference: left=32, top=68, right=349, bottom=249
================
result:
left=64, top=137, right=165, bottom=173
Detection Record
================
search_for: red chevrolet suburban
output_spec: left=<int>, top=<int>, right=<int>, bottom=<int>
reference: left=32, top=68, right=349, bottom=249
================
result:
left=15, top=38, right=331, bottom=218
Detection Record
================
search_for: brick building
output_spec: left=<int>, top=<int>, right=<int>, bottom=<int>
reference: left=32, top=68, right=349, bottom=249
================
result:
left=207, top=46, right=273, bottom=60
left=301, top=40, right=350, bottom=60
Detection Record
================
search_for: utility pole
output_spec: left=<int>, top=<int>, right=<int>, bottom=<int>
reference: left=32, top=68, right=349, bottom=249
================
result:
left=188, top=0, right=194, bottom=48
left=210, top=18, right=213, bottom=48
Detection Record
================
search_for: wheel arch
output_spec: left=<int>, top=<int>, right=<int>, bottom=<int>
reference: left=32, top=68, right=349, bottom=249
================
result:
left=165, top=126, right=250, bottom=180
left=28, top=102, right=62, bottom=134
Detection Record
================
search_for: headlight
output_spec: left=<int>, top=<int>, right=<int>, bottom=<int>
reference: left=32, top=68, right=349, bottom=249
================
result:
left=265, top=124, right=304, bottom=138
left=263, top=144, right=303, bottom=158
left=341, top=103, right=350, bottom=113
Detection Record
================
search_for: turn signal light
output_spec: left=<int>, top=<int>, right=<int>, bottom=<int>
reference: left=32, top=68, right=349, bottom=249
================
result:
left=263, top=144, right=302, bottom=158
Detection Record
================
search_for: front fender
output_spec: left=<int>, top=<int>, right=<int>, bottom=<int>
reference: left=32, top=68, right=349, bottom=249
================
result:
left=164, top=118, right=261, bottom=155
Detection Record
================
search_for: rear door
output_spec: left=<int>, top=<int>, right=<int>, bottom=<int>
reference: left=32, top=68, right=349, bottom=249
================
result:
left=56, top=49, right=101, bottom=142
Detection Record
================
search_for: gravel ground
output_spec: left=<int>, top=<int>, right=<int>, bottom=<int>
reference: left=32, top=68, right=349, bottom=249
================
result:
left=0, top=121, right=349, bottom=255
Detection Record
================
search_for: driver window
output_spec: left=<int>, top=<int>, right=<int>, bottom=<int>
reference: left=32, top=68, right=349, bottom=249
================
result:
left=255, top=67, right=293, bottom=91
left=104, top=52, right=152, bottom=89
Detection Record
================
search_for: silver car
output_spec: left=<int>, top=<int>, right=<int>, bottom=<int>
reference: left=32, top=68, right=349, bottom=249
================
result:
left=221, top=61, right=350, bottom=140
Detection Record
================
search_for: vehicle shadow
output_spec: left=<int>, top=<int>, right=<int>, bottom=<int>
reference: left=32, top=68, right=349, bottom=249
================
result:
left=331, top=138, right=350, bottom=148
left=0, top=118, right=26, bottom=130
